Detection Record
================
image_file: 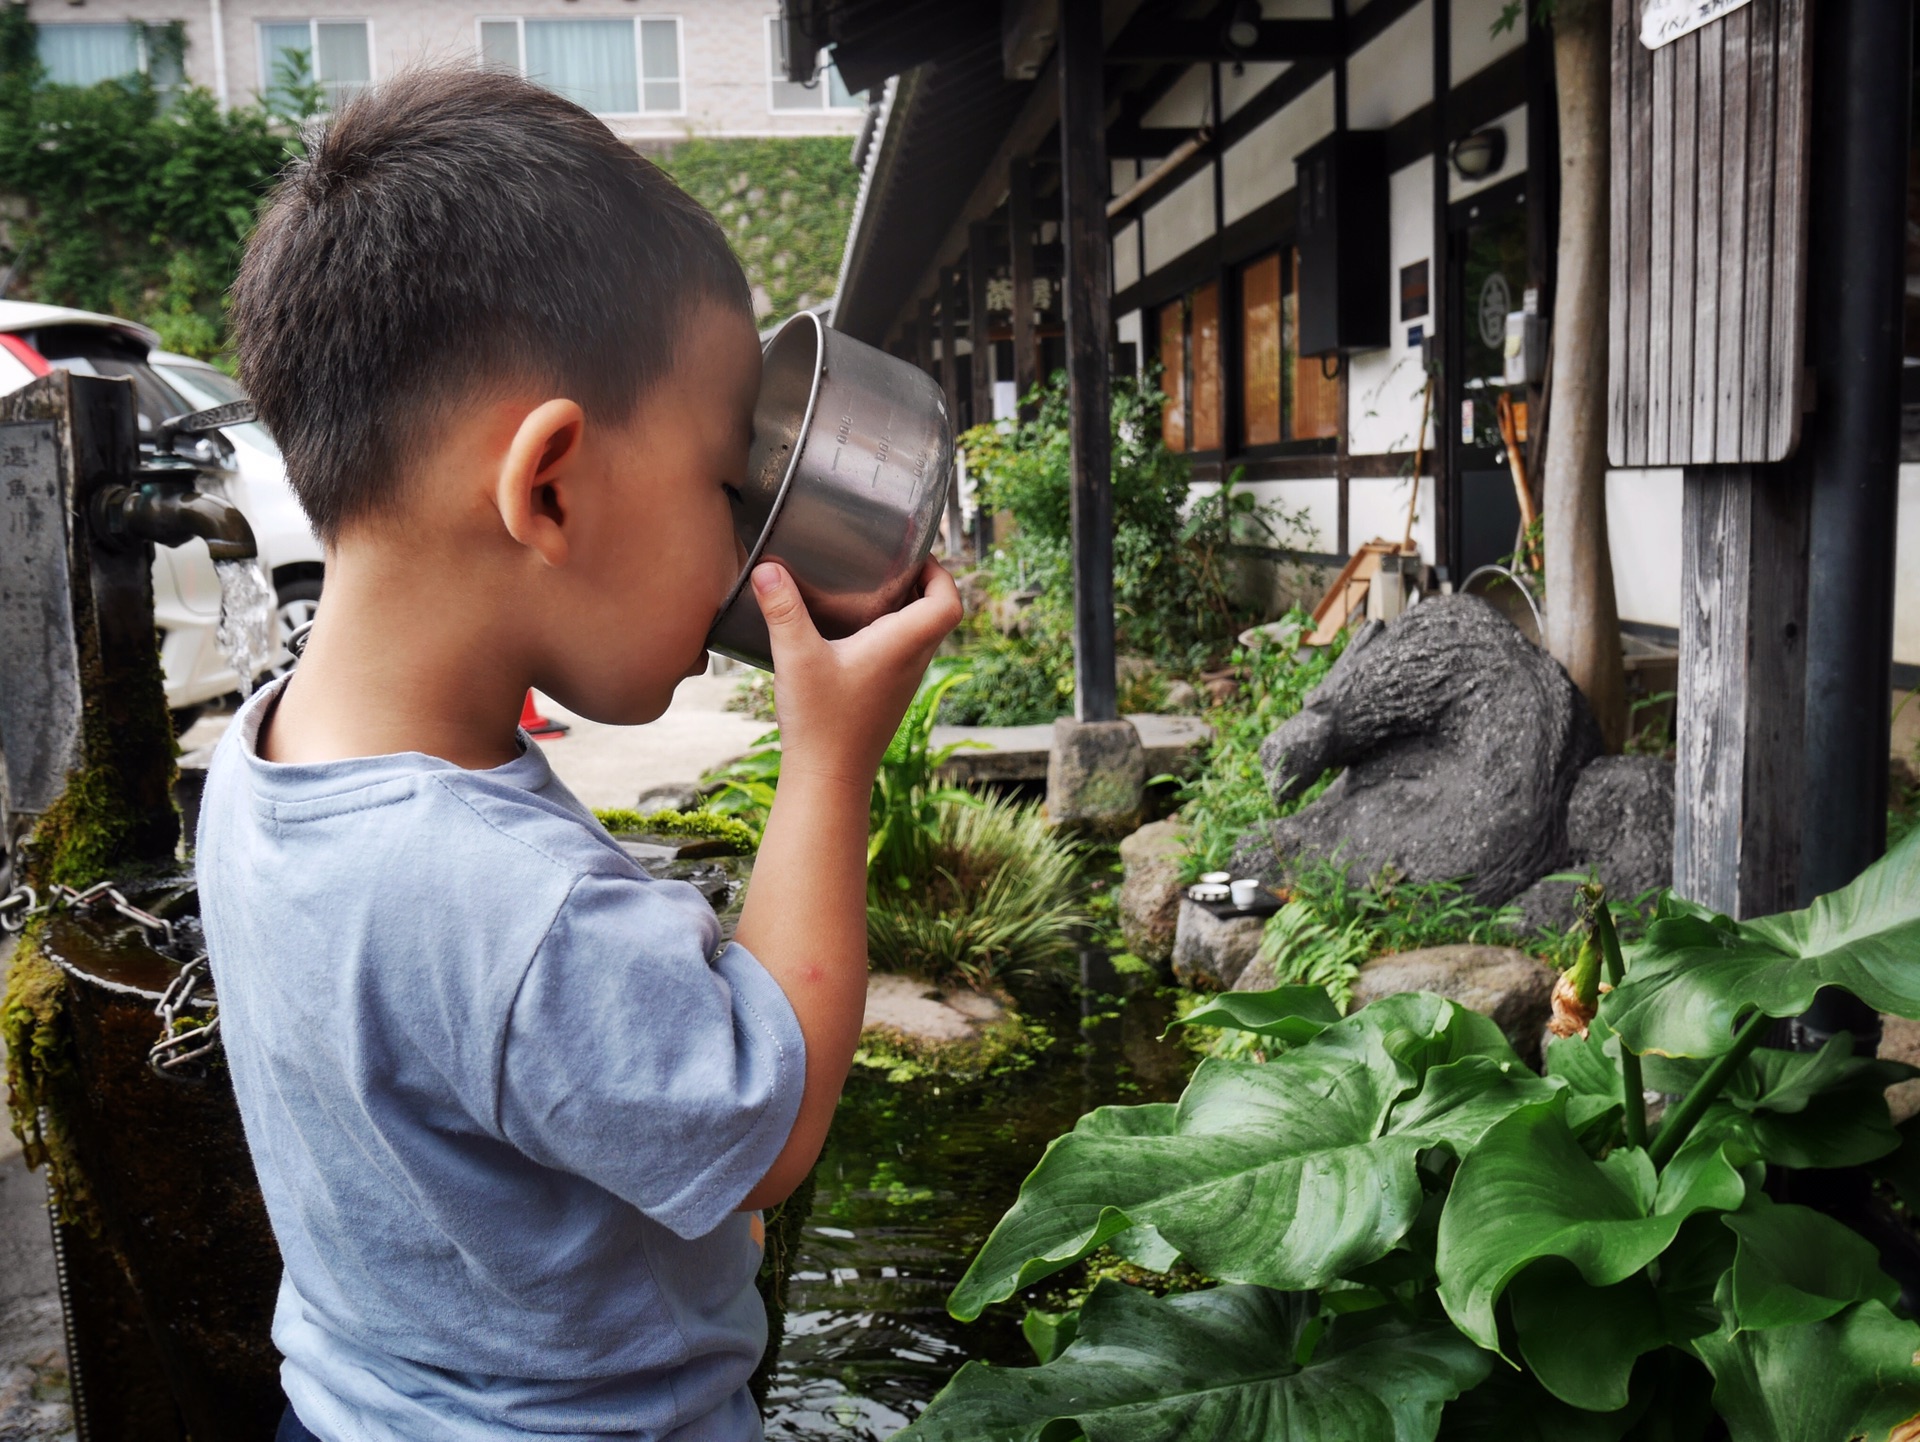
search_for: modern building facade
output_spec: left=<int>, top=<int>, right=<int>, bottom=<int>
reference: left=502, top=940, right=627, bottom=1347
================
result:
left=21, top=0, right=869, bottom=143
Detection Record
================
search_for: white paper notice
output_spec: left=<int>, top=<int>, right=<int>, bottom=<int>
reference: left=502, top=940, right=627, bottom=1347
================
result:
left=1640, top=0, right=1755, bottom=50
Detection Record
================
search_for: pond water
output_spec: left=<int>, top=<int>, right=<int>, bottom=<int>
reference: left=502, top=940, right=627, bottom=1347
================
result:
left=762, top=953, right=1195, bottom=1440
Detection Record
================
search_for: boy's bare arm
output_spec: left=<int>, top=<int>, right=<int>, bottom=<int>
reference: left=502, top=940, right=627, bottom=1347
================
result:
left=733, top=558, right=961, bottom=1210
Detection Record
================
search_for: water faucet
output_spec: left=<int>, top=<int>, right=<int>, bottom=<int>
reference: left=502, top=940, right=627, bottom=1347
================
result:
left=89, top=400, right=259, bottom=562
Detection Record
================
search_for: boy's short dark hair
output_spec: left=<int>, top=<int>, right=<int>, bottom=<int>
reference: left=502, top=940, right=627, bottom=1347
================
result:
left=232, top=67, right=752, bottom=542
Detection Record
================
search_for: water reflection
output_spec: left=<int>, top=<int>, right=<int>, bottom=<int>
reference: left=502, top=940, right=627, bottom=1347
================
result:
left=763, top=953, right=1192, bottom=1440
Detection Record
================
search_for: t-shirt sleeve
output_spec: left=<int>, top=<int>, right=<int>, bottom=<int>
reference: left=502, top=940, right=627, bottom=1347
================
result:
left=496, top=871, right=806, bottom=1240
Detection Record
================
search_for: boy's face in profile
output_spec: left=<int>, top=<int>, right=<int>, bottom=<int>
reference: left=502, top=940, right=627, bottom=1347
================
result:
left=537, top=299, right=762, bottom=725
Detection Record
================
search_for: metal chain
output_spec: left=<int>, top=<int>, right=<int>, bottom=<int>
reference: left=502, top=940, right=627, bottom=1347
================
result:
left=0, top=880, right=218, bottom=1080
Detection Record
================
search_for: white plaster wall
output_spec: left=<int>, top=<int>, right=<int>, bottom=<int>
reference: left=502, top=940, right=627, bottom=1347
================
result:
left=1143, top=163, right=1218, bottom=273
left=1113, top=221, right=1141, bottom=291
left=24, top=0, right=865, bottom=139
left=1143, top=64, right=1211, bottom=128
left=1897, top=464, right=1920, bottom=666
left=1449, top=103, right=1528, bottom=203
left=1116, top=310, right=1143, bottom=382
left=1264, top=0, right=1334, bottom=16
left=1221, top=72, right=1334, bottom=224
left=1348, top=475, right=1434, bottom=556
left=1112, top=157, right=1141, bottom=196
left=1605, top=468, right=1684, bottom=631
left=1221, top=60, right=1290, bottom=117
left=1451, top=0, right=1525, bottom=83
left=1347, top=0, right=1431, bottom=131
left=1196, top=477, right=1342, bottom=554
left=1348, top=157, right=1435, bottom=456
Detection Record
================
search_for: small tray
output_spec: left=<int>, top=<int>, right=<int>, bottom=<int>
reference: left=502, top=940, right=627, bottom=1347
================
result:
left=1186, top=889, right=1284, bottom=921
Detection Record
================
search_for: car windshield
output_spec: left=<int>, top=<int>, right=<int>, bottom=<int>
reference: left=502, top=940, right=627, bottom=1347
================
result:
left=150, top=362, right=280, bottom=456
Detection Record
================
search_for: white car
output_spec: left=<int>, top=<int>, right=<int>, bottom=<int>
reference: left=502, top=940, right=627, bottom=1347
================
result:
left=0, top=301, right=323, bottom=718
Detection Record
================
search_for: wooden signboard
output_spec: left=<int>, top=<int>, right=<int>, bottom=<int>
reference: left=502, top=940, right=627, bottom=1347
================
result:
left=1608, top=0, right=1812, bottom=466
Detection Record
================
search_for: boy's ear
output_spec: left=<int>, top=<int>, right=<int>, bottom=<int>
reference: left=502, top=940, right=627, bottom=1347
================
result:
left=496, top=399, right=586, bottom=568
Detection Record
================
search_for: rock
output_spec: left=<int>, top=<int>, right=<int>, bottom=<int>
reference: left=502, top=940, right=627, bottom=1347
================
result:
left=1881, top=1014, right=1920, bottom=1125
left=862, top=973, right=1007, bottom=1045
left=1202, top=674, right=1240, bottom=706
left=1231, top=950, right=1280, bottom=993
left=1172, top=898, right=1264, bottom=990
left=1118, top=819, right=1186, bottom=963
left=1511, top=756, right=1676, bottom=933
left=1350, top=944, right=1559, bottom=1065
left=1163, top=679, right=1201, bottom=712
left=1243, top=598, right=1603, bottom=905
left=1047, top=717, right=1146, bottom=837
left=635, top=782, right=703, bottom=813
left=990, top=586, right=1042, bottom=635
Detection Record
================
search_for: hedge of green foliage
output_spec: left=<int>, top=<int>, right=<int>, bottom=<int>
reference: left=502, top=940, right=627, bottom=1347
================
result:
left=0, top=7, right=295, bottom=358
left=0, top=1, right=857, bottom=355
left=657, top=135, right=858, bottom=328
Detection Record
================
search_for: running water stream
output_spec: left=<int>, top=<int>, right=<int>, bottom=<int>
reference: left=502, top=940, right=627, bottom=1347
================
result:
left=213, top=557, right=276, bottom=700
left=763, top=955, right=1192, bottom=1439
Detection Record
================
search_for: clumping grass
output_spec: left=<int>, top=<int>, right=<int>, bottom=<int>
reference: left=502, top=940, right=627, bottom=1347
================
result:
left=1173, top=618, right=1346, bottom=883
left=867, top=795, right=1090, bottom=990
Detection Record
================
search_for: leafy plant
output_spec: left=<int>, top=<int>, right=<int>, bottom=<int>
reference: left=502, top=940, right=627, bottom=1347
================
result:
left=900, top=832, right=1920, bottom=1442
left=867, top=794, right=1089, bottom=989
left=1172, top=620, right=1345, bottom=883
left=868, top=661, right=981, bottom=895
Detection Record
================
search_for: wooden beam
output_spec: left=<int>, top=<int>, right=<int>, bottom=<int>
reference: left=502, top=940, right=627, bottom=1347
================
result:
left=1105, top=19, right=1338, bottom=63
left=1673, top=465, right=1808, bottom=918
left=1059, top=0, right=1116, bottom=723
left=967, top=220, right=996, bottom=555
left=938, top=264, right=965, bottom=554
left=1009, top=155, right=1040, bottom=419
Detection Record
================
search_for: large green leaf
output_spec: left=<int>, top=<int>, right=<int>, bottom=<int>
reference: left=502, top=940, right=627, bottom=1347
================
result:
left=1642, top=1037, right=1911, bottom=1169
left=1718, top=1196, right=1897, bottom=1331
left=1508, top=1260, right=1668, bottom=1412
left=1435, top=1102, right=1745, bottom=1356
left=1688, top=1301, right=1920, bottom=1442
left=1436, top=1367, right=1637, bottom=1442
left=950, top=995, right=1557, bottom=1320
left=901, top=1282, right=1491, bottom=1442
left=1602, top=828, right=1920, bottom=1058
left=1171, top=985, right=1343, bottom=1046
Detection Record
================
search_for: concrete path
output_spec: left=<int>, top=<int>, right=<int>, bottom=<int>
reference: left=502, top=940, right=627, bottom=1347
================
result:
left=179, top=669, right=773, bottom=815
left=0, top=938, right=76, bottom=1442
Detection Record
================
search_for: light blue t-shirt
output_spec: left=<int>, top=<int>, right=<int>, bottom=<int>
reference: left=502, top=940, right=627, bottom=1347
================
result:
left=196, top=680, right=806, bottom=1441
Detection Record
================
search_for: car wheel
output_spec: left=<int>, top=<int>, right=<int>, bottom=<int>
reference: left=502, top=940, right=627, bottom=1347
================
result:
left=271, top=577, right=324, bottom=679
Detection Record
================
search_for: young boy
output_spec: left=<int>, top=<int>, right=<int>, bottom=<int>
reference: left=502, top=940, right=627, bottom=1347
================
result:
left=199, top=67, right=961, bottom=1441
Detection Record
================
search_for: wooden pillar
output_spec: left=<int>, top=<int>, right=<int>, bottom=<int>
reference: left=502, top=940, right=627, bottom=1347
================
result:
left=1430, top=0, right=1452, bottom=571
left=915, top=297, right=935, bottom=375
left=967, top=220, right=996, bottom=556
left=1009, top=156, right=1039, bottom=420
left=1673, top=466, right=1808, bottom=918
left=937, top=266, right=965, bottom=556
left=1058, top=0, right=1115, bottom=723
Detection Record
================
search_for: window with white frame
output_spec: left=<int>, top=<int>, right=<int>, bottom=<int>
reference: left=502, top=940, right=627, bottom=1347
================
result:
left=258, top=20, right=370, bottom=112
left=764, top=16, right=863, bottom=112
left=37, top=22, right=183, bottom=90
left=479, top=17, right=682, bottom=116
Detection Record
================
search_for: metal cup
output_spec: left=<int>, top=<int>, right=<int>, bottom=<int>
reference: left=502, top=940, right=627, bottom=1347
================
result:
left=706, top=311, right=954, bottom=671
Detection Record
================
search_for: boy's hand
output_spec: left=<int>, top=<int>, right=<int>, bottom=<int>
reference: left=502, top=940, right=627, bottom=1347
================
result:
left=751, top=557, right=962, bottom=785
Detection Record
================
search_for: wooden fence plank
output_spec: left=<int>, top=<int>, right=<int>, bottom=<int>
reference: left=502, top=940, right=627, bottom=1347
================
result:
left=1668, top=29, right=1697, bottom=464
left=1740, top=0, right=1778, bottom=462
left=1625, top=8, right=1654, bottom=466
left=1648, top=36, right=1675, bottom=462
left=1714, top=3, right=1751, bottom=456
left=1767, top=0, right=1812, bottom=460
left=1691, top=17, right=1723, bottom=462
left=1608, top=0, right=1634, bottom=465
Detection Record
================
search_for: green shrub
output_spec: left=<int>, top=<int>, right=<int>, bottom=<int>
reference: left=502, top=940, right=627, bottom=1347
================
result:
left=902, top=835, right=1920, bottom=1441
left=866, top=794, right=1088, bottom=989
left=656, top=135, right=857, bottom=329
left=1172, top=618, right=1345, bottom=883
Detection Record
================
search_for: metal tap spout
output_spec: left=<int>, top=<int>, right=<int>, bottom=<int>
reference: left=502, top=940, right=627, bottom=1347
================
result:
left=86, top=397, right=261, bottom=561
left=91, top=475, right=258, bottom=561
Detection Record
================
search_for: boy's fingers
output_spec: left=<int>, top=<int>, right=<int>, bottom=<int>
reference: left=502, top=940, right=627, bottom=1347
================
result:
left=859, top=561, right=963, bottom=659
left=751, top=562, right=823, bottom=665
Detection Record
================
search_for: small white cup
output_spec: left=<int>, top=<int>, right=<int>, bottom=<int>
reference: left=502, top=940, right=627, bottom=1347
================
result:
left=1230, top=878, right=1260, bottom=908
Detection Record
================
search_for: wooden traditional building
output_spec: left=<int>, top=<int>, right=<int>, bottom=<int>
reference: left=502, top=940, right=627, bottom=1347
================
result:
left=785, top=0, right=1920, bottom=749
